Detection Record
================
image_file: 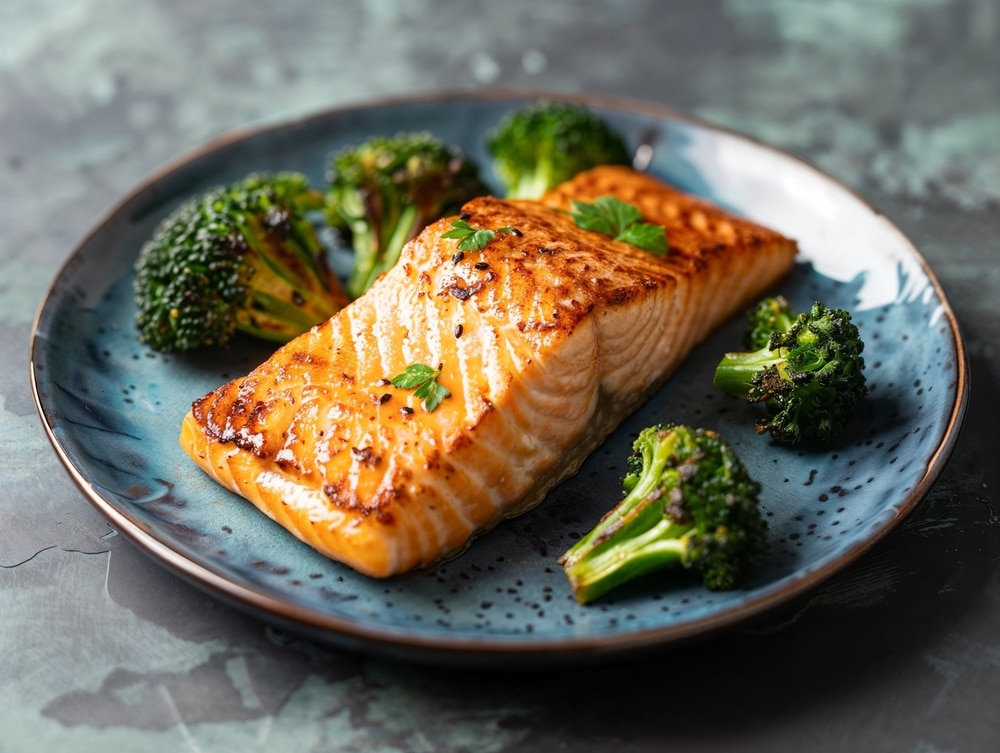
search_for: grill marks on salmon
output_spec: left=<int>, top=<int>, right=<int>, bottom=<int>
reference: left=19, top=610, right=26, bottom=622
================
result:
left=179, top=167, right=798, bottom=577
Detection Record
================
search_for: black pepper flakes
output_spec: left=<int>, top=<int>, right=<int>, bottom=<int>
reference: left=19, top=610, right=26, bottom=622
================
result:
left=452, top=250, right=465, bottom=264
left=474, top=261, right=489, bottom=270
left=378, top=393, right=392, bottom=404
left=454, top=324, right=464, bottom=338
left=400, top=406, right=415, bottom=415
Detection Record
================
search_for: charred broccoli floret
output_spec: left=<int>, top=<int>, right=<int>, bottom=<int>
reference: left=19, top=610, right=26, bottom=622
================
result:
left=714, top=300, right=868, bottom=444
left=133, top=172, right=346, bottom=353
left=744, top=294, right=797, bottom=350
left=559, top=424, right=768, bottom=604
left=486, top=101, right=632, bottom=199
left=325, top=132, right=487, bottom=299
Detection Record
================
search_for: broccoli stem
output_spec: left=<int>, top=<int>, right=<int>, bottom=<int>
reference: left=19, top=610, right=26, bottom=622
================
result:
left=346, top=202, right=420, bottom=299
left=510, top=163, right=555, bottom=201
left=344, top=219, right=376, bottom=299
left=712, top=346, right=789, bottom=398
left=562, top=428, right=683, bottom=569
left=376, top=202, right=421, bottom=281
left=561, top=429, right=696, bottom=604
left=235, top=214, right=336, bottom=313
left=239, top=289, right=330, bottom=342
left=563, top=494, right=693, bottom=604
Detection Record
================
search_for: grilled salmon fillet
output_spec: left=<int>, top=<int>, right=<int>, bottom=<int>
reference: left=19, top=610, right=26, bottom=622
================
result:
left=179, top=166, right=797, bottom=577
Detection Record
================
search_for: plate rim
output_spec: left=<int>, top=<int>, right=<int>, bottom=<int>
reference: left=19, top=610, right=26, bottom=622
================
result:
left=28, top=88, right=971, bottom=667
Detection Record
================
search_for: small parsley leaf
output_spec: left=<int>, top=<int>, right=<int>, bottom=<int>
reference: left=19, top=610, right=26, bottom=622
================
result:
left=442, top=219, right=497, bottom=251
left=390, top=363, right=451, bottom=412
left=570, top=196, right=668, bottom=255
left=389, top=363, right=438, bottom=389
left=618, top=222, right=668, bottom=255
left=571, top=196, right=641, bottom=236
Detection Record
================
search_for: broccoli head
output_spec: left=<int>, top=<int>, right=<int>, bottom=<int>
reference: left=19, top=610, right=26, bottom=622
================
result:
left=559, top=424, right=768, bottom=604
left=325, top=131, right=487, bottom=299
left=744, top=295, right=797, bottom=350
left=486, top=100, right=632, bottom=199
left=714, top=300, right=868, bottom=444
left=133, top=172, right=346, bottom=353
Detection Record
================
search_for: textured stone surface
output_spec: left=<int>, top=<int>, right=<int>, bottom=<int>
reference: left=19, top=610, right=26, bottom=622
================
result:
left=2, top=1, right=998, bottom=751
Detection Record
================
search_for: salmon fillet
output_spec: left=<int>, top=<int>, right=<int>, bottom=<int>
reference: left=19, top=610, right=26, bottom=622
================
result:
left=179, top=166, right=797, bottom=577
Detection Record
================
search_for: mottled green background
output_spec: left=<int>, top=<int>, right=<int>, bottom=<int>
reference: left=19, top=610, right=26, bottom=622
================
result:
left=2, top=1, right=998, bottom=752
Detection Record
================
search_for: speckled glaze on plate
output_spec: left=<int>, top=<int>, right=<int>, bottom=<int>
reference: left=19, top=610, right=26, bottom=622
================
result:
left=30, top=91, right=968, bottom=668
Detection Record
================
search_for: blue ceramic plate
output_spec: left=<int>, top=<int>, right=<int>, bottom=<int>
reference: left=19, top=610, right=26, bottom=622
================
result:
left=30, top=91, right=968, bottom=667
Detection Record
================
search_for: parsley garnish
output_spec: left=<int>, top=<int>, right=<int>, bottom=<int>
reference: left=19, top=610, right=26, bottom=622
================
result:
left=570, top=196, right=668, bottom=255
left=390, top=363, right=451, bottom=412
left=443, top=220, right=517, bottom=252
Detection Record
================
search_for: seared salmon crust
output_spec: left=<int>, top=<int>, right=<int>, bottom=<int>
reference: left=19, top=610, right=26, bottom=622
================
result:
left=180, top=166, right=797, bottom=577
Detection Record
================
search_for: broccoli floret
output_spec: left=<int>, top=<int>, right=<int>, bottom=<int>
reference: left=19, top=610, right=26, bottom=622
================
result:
left=559, top=424, right=768, bottom=604
left=713, top=300, right=868, bottom=444
left=486, top=101, right=631, bottom=199
left=325, top=132, right=487, bottom=300
left=133, top=172, right=346, bottom=353
left=744, top=295, right=796, bottom=350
